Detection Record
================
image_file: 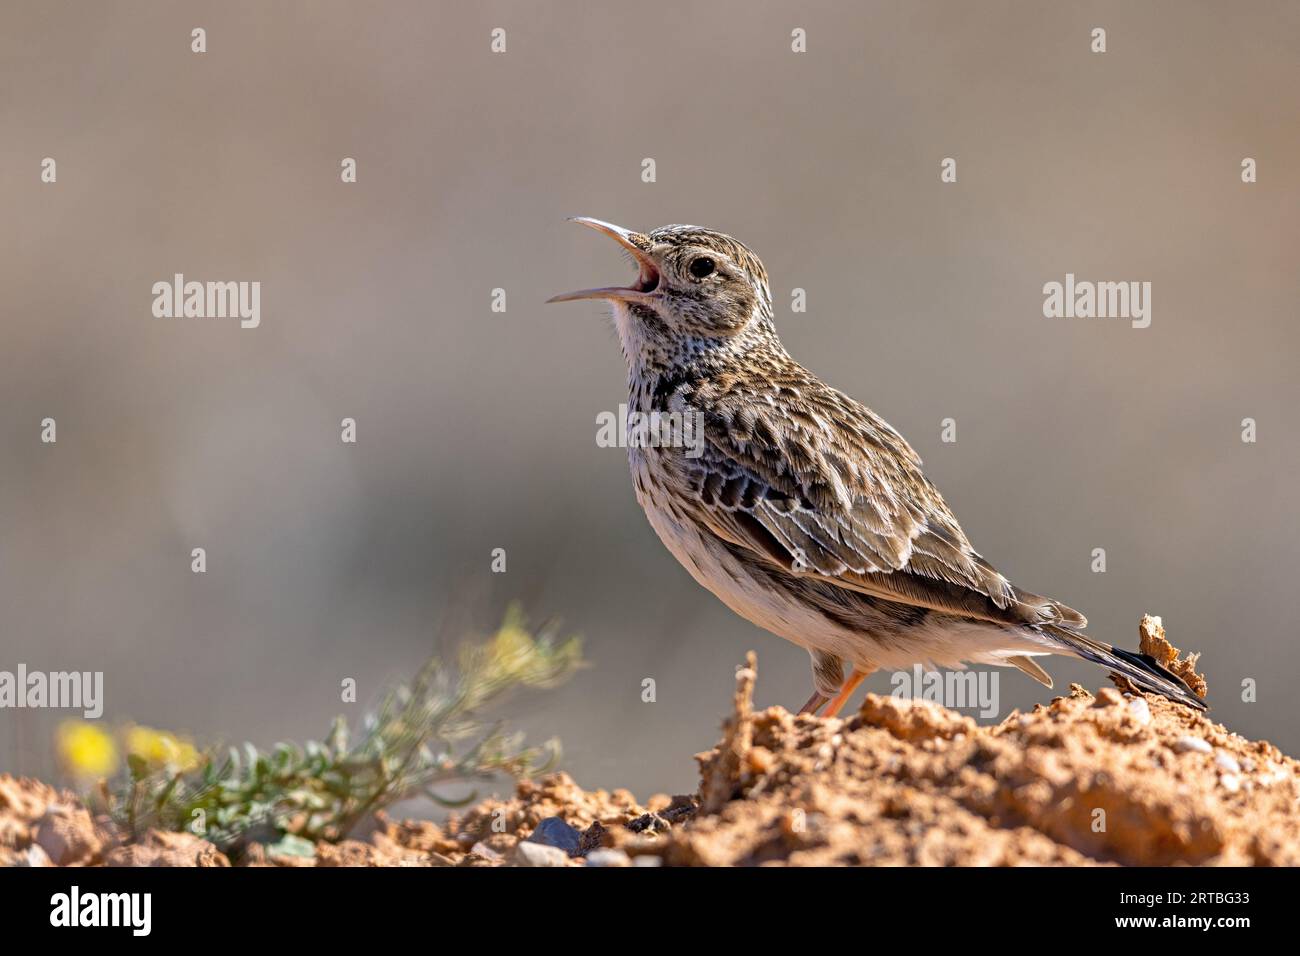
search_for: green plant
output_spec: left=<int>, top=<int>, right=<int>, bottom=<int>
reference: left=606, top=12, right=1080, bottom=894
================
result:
left=100, top=605, right=582, bottom=854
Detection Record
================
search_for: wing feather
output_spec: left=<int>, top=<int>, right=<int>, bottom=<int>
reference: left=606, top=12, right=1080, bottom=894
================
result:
left=670, top=365, right=1085, bottom=631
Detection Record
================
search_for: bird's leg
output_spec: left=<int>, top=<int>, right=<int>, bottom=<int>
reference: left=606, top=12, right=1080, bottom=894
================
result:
left=797, top=691, right=829, bottom=714
left=801, top=650, right=844, bottom=715
left=822, top=667, right=873, bottom=718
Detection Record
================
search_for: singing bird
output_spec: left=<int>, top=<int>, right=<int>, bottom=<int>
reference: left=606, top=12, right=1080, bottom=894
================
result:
left=549, top=218, right=1205, bottom=717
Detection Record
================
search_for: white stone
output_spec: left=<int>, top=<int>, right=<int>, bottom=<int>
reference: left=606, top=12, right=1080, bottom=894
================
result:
left=1127, top=697, right=1152, bottom=725
left=585, top=848, right=631, bottom=867
left=1214, top=752, right=1241, bottom=774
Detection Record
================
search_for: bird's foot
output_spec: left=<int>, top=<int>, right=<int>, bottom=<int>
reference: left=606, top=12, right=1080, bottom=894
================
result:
left=796, top=667, right=873, bottom=717
left=822, top=667, right=871, bottom=718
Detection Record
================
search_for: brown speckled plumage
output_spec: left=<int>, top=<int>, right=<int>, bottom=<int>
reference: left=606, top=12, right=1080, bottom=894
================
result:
left=550, top=218, right=1205, bottom=713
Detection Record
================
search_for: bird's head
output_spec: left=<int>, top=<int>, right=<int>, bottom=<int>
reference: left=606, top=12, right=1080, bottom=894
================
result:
left=548, top=218, right=777, bottom=370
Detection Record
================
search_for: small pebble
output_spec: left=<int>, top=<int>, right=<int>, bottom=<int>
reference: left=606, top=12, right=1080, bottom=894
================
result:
left=747, top=746, right=774, bottom=774
left=1175, top=736, right=1212, bottom=754
left=585, top=848, right=631, bottom=868
left=1260, top=762, right=1287, bottom=785
left=468, top=841, right=502, bottom=861
left=512, top=841, right=569, bottom=867
left=1214, top=752, right=1241, bottom=774
left=19, top=845, right=52, bottom=867
left=1241, top=757, right=1257, bottom=772
left=527, top=816, right=582, bottom=854
left=1220, top=774, right=1241, bottom=794
left=633, top=855, right=664, bottom=867
left=1127, top=697, right=1152, bottom=725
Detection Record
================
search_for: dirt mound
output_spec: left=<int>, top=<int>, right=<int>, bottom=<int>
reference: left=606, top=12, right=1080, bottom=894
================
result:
left=671, top=659, right=1296, bottom=865
left=417, top=652, right=1295, bottom=867
left=4, top=636, right=1297, bottom=866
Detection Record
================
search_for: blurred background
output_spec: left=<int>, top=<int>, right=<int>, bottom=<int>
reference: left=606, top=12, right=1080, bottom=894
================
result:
left=2, top=1, right=1297, bottom=802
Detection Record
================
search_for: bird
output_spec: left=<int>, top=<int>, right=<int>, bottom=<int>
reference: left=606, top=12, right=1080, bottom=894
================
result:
left=548, top=217, right=1206, bottom=717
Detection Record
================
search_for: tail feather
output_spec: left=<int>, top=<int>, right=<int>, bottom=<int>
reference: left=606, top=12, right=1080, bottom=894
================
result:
left=1011, top=584, right=1087, bottom=629
left=1041, top=624, right=1207, bottom=711
left=1006, top=654, right=1054, bottom=689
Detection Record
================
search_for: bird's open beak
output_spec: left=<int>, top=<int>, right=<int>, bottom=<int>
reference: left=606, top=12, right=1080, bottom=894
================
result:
left=547, top=217, right=661, bottom=305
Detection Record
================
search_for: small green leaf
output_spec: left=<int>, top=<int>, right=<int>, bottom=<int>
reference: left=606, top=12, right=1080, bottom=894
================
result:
left=266, top=833, right=316, bottom=858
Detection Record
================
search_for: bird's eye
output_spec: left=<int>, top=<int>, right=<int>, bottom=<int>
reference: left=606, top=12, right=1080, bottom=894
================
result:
left=689, top=257, right=716, bottom=279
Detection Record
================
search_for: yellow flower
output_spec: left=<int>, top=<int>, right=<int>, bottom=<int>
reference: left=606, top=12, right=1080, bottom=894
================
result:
left=486, top=621, right=537, bottom=679
left=470, top=606, right=583, bottom=690
left=57, top=721, right=119, bottom=778
left=125, top=725, right=201, bottom=772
